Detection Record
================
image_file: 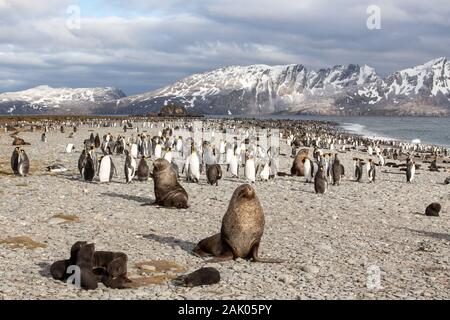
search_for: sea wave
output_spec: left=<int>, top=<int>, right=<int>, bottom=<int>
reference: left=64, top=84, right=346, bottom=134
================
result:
left=341, top=122, right=394, bottom=141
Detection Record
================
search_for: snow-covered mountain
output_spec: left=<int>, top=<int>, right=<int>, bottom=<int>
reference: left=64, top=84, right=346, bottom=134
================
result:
left=338, top=57, right=450, bottom=115
left=115, top=63, right=381, bottom=115
left=0, top=85, right=125, bottom=114
left=1, top=58, right=449, bottom=116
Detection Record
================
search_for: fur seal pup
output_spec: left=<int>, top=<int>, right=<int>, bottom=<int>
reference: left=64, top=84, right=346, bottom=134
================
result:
left=83, top=153, right=95, bottom=182
left=173, top=267, right=220, bottom=287
left=314, top=165, right=328, bottom=194
left=137, top=156, right=150, bottom=182
left=75, top=243, right=98, bottom=290
left=331, top=154, right=344, bottom=185
left=425, top=203, right=441, bottom=217
left=193, top=184, right=281, bottom=263
left=11, top=147, right=19, bottom=174
left=445, top=177, right=450, bottom=185
left=206, top=164, right=222, bottom=186
left=17, top=149, right=30, bottom=176
left=50, top=241, right=87, bottom=280
left=152, top=158, right=189, bottom=208
left=12, top=137, right=30, bottom=145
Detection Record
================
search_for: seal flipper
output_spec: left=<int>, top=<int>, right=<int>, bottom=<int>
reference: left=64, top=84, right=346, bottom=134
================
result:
left=250, top=242, right=284, bottom=264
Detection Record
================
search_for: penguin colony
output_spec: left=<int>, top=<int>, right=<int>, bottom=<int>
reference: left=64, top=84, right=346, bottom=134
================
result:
left=2, top=116, right=449, bottom=292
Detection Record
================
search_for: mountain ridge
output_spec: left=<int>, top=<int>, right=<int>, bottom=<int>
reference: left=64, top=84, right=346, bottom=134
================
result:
left=1, top=58, right=449, bottom=116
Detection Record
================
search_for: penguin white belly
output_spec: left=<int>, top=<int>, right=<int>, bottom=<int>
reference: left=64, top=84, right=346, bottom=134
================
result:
left=176, top=140, right=183, bottom=152
left=65, top=143, right=74, bottom=153
left=229, top=156, right=239, bottom=177
left=99, top=156, right=111, bottom=182
left=260, top=163, right=270, bottom=181
left=189, top=154, right=200, bottom=181
left=245, top=159, right=256, bottom=183
left=164, top=151, right=173, bottom=163
left=410, top=166, right=415, bottom=182
left=131, top=144, right=138, bottom=158
left=155, top=145, right=162, bottom=159
left=304, top=159, right=312, bottom=182
left=226, top=148, right=233, bottom=164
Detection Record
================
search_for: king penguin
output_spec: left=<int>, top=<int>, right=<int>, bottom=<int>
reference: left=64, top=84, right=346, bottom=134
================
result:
left=17, top=149, right=30, bottom=177
left=124, top=150, right=136, bottom=183
left=244, top=153, right=256, bottom=183
left=11, top=147, right=20, bottom=174
left=84, top=153, right=95, bottom=182
left=98, top=155, right=116, bottom=183
left=78, top=149, right=87, bottom=177
left=406, top=160, right=415, bottom=183
left=314, top=164, right=328, bottom=194
left=367, top=159, right=376, bottom=183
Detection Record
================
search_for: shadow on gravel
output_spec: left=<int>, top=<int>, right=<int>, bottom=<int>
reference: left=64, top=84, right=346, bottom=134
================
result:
left=101, top=192, right=150, bottom=203
left=37, top=262, right=52, bottom=278
left=141, top=233, right=196, bottom=254
left=403, top=227, right=450, bottom=241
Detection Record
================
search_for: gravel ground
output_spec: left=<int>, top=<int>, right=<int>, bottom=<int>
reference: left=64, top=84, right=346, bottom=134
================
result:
left=0, top=123, right=449, bottom=300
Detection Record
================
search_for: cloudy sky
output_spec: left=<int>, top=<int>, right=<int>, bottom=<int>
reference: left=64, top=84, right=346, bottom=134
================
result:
left=0, top=0, right=449, bottom=95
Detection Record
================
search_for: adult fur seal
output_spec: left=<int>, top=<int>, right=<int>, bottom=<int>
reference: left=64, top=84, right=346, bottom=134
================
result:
left=151, top=158, right=189, bottom=208
left=193, top=184, right=281, bottom=263
left=206, top=164, right=222, bottom=186
left=173, top=267, right=220, bottom=287
left=290, top=149, right=309, bottom=176
left=425, top=203, right=441, bottom=217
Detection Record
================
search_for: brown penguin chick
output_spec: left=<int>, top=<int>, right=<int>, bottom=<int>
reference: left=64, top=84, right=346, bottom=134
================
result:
left=50, top=241, right=87, bottom=280
left=173, top=267, right=221, bottom=287
left=425, top=203, right=441, bottom=217
left=194, top=184, right=282, bottom=263
left=206, top=164, right=222, bottom=186
left=151, top=158, right=189, bottom=208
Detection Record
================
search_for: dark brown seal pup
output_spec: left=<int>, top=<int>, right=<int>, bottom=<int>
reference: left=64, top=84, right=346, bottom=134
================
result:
left=173, top=267, right=220, bottom=287
left=206, top=164, right=222, bottom=186
left=193, top=184, right=281, bottom=263
left=75, top=243, right=98, bottom=290
left=152, top=158, right=189, bottom=208
left=12, top=137, right=30, bottom=146
left=93, top=251, right=128, bottom=278
left=50, top=241, right=87, bottom=280
left=425, top=203, right=441, bottom=217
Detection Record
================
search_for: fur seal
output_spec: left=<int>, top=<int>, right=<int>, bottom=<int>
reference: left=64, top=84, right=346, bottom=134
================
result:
left=445, top=177, right=450, bottom=185
left=50, top=241, right=87, bottom=280
left=290, top=149, right=309, bottom=176
left=12, top=137, right=30, bottom=146
left=152, top=158, right=189, bottom=208
left=206, top=164, right=222, bottom=186
left=425, top=203, right=441, bottom=217
left=174, top=267, right=221, bottom=287
left=193, top=184, right=281, bottom=263
left=75, top=243, right=98, bottom=290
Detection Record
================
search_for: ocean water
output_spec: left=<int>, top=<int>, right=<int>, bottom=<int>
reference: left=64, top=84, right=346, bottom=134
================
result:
left=210, top=115, right=450, bottom=147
